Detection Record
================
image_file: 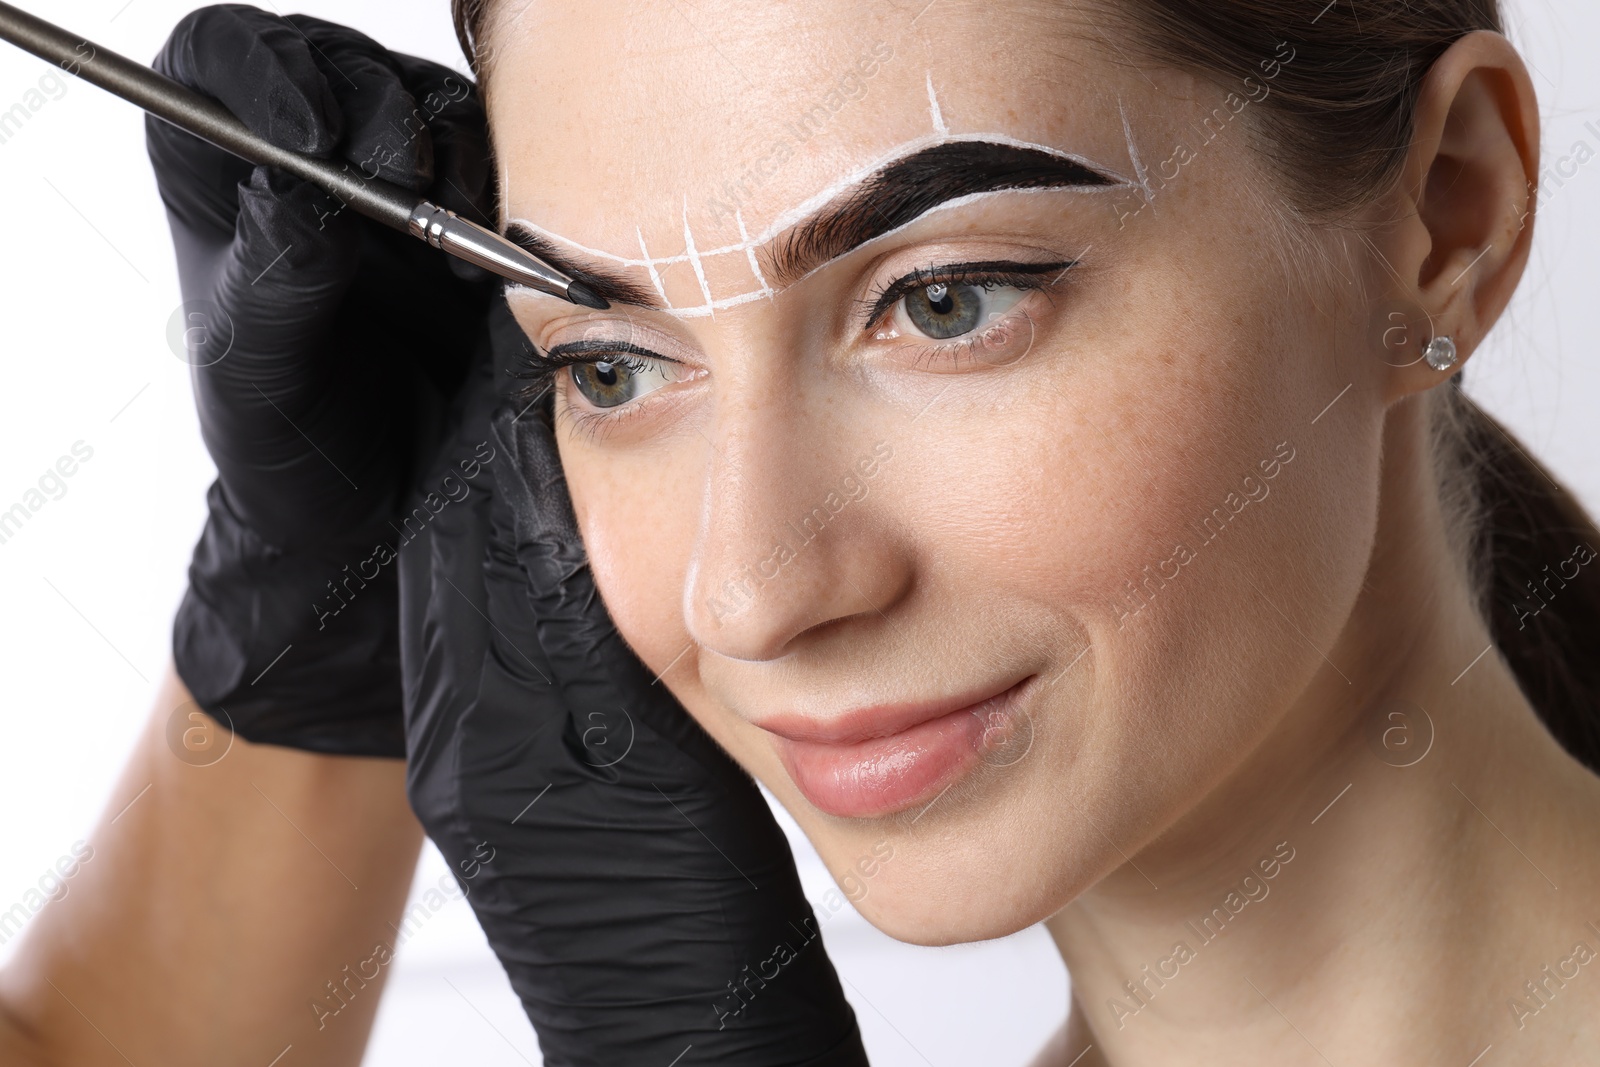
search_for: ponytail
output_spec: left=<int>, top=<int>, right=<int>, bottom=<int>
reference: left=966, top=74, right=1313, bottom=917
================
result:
left=1448, top=385, right=1600, bottom=772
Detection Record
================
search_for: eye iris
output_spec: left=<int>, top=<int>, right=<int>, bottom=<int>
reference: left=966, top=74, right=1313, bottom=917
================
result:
left=906, top=281, right=983, bottom=339
left=572, top=360, right=634, bottom=408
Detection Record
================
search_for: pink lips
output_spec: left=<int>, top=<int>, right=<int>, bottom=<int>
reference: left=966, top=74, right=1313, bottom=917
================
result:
left=759, top=678, right=1031, bottom=818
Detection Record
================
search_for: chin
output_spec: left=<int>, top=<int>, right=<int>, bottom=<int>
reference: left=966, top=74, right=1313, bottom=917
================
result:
left=837, top=839, right=1074, bottom=947
left=853, top=891, right=1039, bottom=948
left=779, top=765, right=1090, bottom=948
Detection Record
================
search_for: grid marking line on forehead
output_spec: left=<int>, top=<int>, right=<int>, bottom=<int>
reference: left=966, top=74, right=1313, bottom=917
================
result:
left=505, top=121, right=1139, bottom=316
left=507, top=143, right=1135, bottom=272
left=735, top=208, right=775, bottom=301
left=637, top=226, right=673, bottom=308
left=681, top=198, right=720, bottom=315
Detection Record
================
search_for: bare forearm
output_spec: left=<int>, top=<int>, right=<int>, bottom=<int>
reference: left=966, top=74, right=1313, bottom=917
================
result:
left=0, top=998, right=45, bottom=1067
left=0, top=665, right=423, bottom=1066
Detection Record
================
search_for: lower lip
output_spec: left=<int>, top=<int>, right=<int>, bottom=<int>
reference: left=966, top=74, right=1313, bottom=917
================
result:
left=772, top=679, right=1030, bottom=819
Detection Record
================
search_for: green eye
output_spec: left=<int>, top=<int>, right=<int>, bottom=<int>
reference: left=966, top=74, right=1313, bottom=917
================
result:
left=571, top=360, right=628, bottom=408
left=570, top=357, right=676, bottom=409
left=905, top=282, right=983, bottom=339
left=896, top=281, right=1028, bottom=342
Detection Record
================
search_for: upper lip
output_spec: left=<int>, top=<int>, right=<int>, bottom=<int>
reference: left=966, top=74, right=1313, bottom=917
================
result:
left=754, top=676, right=1029, bottom=746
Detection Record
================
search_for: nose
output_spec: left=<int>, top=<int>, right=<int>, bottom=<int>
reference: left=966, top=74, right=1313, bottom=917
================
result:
left=683, top=378, right=912, bottom=662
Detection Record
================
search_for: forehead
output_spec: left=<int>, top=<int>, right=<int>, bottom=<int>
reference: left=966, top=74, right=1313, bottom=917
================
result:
left=484, top=0, right=1145, bottom=287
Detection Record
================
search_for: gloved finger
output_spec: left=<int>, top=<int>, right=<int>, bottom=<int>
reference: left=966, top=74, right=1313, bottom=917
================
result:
left=405, top=361, right=859, bottom=1064
left=402, top=382, right=567, bottom=853
left=420, top=529, right=859, bottom=1064
left=147, top=5, right=342, bottom=244
left=478, top=309, right=763, bottom=790
left=387, top=51, right=495, bottom=227
left=147, top=6, right=360, bottom=306
left=400, top=327, right=867, bottom=1064
left=232, top=30, right=500, bottom=478
left=485, top=399, right=742, bottom=787
left=188, top=169, right=407, bottom=546
left=476, top=468, right=719, bottom=796
left=155, top=4, right=343, bottom=153
left=282, top=22, right=498, bottom=286
left=210, top=164, right=359, bottom=340
left=284, top=13, right=434, bottom=191
left=474, top=467, right=865, bottom=1064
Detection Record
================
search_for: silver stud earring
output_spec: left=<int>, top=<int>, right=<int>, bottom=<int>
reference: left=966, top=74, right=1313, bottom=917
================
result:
left=1423, top=335, right=1458, bottom=371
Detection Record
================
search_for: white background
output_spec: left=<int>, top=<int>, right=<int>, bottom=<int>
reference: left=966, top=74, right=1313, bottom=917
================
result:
left=0, top=1, right=1592, bottom=1064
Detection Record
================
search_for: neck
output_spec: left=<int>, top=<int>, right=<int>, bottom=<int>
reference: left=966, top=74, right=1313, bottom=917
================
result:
left=1044, top=395, right=1600, bottom=1065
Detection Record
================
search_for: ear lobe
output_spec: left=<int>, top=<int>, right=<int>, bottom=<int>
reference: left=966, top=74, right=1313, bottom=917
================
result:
left=1383, top=31, right=1540, bottom=400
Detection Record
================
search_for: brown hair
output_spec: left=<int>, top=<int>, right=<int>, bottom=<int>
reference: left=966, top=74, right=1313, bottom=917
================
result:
left=450, top=0, right=1600, bottom=773
left=451, top=0, right=494, bottom=78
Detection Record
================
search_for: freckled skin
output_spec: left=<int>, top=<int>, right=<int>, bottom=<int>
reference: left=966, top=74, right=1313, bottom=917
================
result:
left=486, top=4, right=1600, bottom=1062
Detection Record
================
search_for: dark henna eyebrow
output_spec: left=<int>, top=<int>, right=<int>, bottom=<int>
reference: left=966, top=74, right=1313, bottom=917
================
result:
left=503, top=140, right=1118, bottom=308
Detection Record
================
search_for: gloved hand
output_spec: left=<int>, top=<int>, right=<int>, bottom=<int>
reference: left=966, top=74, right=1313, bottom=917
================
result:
left=399, top=300, right=870, bottom=1065
left=147, top=4, right=496, bottom=754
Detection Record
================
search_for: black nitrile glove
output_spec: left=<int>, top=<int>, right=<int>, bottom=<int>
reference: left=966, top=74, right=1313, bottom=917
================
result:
left=399, top=300, right=869, bottom=1066
left=148, top=4, right=496, bottom=754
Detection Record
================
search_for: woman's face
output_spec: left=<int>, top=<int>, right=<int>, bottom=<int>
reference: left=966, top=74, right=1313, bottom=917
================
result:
left=489, top=1, right=1389, bottom=943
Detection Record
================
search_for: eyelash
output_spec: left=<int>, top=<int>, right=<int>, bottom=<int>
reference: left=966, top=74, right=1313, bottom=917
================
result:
left=509, top=340, right=674, bottom=441
left=858, top=260, right=1073, bottom=329
left=512, top=259, right=1078, bottom=438
left=857, top=260, right=1074, bottom=369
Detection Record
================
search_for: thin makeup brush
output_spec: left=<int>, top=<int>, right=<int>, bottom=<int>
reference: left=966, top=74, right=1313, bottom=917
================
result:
left=0, top=1, right=609, bottom=310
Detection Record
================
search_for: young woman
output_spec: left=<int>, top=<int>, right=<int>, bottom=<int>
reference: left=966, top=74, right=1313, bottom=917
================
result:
left=3, top=2, right=1597, bottom=1065
left=456, top=0, right=1600, bottom=1062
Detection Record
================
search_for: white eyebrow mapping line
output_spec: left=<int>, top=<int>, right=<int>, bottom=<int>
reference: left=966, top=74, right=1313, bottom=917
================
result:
left=506, top=87, right=1138, bottom=320
left=505, top=138, right=1136, bottom=275
left=779, top=185, right=1097, bottom=295
left=681, top=197, right=717, bottom=315
left=516, top=181, right=1115, bottom=321
left=1118, top=95, right=1154, bottom=206
left=637, top=225, right=674, bottom=308
left=575, top=184, right=1101, bottom=322
left=739, top=132, right=1135, bottom=251
left=735, top=208, right=775, bottom=300
left=927, top=72, right=950, bottom=138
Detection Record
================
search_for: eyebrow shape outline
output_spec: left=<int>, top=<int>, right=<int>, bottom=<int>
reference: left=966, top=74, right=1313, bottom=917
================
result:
left=767, top=140, right=1116, bottom=289
left=503, top=137, right=1125, bottom=311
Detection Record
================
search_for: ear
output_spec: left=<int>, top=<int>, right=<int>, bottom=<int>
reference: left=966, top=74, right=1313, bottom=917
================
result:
left=1372, top=30, right=1540, bottom=403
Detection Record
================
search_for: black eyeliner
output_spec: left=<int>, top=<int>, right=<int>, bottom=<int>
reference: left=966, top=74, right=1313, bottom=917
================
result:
left=513, top=258, right=1077, bottom=402
left=861, top=259, right=1078, bottom=328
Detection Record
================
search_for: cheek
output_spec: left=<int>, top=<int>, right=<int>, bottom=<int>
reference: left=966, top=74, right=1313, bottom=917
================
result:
left=1070, top=263, right=1377, bottom=798
left=891, top=264, right=1332, bottom=635
left=883, top=233, right=1378, bottom=813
